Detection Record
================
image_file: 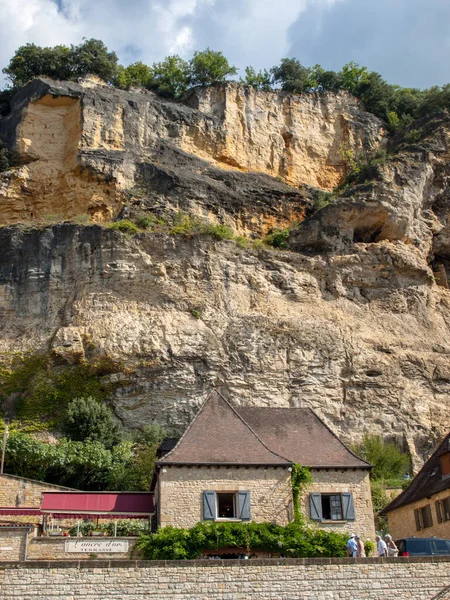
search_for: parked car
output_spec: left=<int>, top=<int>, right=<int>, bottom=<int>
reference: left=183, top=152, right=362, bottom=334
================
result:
left=395, top=537, right=450, bottom=556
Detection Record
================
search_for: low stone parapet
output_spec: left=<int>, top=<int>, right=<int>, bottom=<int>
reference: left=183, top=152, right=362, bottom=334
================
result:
left=0, top=556, right=449, bottom=599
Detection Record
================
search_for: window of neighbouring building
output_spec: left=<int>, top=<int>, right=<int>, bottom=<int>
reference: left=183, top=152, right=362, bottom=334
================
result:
left=203, top=491, right=251, bottom=521
left=309, top=492, right=355, bottom=521
left=443, top=497, right=450, bottom=521
left=414, top=504, right=433, bottom=530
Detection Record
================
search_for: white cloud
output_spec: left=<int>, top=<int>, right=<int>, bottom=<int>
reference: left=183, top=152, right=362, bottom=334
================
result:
left=0, top=0, right=341, bottom=87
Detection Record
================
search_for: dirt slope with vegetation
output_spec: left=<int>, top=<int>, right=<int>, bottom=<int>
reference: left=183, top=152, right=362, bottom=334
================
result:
left=1, top=41, right=450, bottom=482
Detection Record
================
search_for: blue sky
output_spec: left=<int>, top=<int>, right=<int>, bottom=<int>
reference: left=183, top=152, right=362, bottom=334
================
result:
left=1, top=0, right=449, bottom=88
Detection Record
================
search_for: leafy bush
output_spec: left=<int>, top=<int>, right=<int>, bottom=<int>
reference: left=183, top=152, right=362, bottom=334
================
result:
left=191, top=309, right=201, bottom=319
left=200, top=223, right=234, bottom=240
left=4, top=426, right=164, bottom=491
left=62, top=396, right=121, bottom=449
left=0, top=353, right=108, bottom=431
left=114, top=61, right=154, bottom=90
left=2, top=39, right=118, bottom=86
left=351, top=434, right=411, bottom=482
left=136, top=521, right=348, bottom=560
left=189, top=48, right=238, bottom=87
left=313, top=191, right=334, bottom=213
left=150, top=55, right=190, bottom=98
left=240, top=66, right=272, bottom=91
left=108, top=220, right=140, bottom=235
left=264, top=228, right=289, bottom=249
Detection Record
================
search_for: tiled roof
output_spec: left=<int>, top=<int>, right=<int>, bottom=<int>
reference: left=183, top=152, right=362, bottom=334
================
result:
left=159, top=391, right=370, bottom=469
left=384, top=432, right=450, bottom=513
left=159, top=391, right=290, bottom=466
left=240, top=407, right=370, bottom=468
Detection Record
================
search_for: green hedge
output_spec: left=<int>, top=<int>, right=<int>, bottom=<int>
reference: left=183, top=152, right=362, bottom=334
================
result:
left=136, top=521, right=349, bottom=560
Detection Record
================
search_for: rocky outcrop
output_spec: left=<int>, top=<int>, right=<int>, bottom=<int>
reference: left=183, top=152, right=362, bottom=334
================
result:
left=0, top=78, right=383, bottom=231
left=0, top=223, right=449, bottom=466
left=185, top=84, right=384, bottom=188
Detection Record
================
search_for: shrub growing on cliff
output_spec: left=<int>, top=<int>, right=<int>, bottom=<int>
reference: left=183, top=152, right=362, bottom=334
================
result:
left=240, top=66, right=272, bottom=91
left=108, top=220, right=140, bottom=235
left=62, top=396, right=121, bottom=449
left=136, top=521, right=348, bottom=560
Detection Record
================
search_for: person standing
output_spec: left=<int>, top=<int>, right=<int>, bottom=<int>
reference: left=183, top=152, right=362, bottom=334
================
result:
left=376, top=535, right=387, bottom=557
left=355, top=535, right=366, bottom=558
left=346, top=533, right=358, bottom=557
left=385, top=534, right=398, bottom=557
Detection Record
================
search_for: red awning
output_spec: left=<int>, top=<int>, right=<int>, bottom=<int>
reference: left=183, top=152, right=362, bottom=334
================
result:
left=41, top=492, right=154, bottom=517
left=0, top=507, right=41, bottom=516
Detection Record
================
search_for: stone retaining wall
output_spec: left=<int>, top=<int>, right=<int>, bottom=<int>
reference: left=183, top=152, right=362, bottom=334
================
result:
left=0, top=557, right=449, bottom=599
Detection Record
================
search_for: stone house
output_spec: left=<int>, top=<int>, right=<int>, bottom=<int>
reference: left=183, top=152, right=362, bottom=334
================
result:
left=384, top=431, right=450, bottom=539
left=154, top=391, right=375, bottom=539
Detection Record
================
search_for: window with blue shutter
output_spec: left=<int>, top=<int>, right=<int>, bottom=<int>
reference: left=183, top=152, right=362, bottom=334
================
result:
left=309, top=493, right=323, bottom=521
left=238, top=491, right=251, bottom=520
left=203, top=491, right=217, bottom=520
left=342, top=493, right=356, bottom=521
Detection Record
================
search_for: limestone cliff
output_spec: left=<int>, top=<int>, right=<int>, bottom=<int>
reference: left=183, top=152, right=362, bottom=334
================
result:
left=0, top=78, right=383, bottom=231
left=0, top=78, right=449, bottom=467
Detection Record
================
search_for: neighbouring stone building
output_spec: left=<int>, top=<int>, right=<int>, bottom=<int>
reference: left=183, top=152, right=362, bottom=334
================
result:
left=154, top=391, right=375, bottom=539
left=385, top=431, right=450, bottom=539
left=0, top=473, right=73, bottom=525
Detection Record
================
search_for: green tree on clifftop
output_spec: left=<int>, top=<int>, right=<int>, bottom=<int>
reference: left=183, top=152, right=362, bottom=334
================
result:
left=189, top=48, right=237, bottom=87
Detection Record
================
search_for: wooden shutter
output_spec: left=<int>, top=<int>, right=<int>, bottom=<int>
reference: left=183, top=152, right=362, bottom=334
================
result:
left=342, top=493, right=356, bottom=521
left=436, top=500, right=443, bottom=524
left=203, top=491, right=217, bottom=520
left=238, top=491, right=251, bottom=521
left=309, top=493, right=323, bottom=521
left=414, top=508, right=422, bottom=531
left=423, top=504, right=433, bottom=528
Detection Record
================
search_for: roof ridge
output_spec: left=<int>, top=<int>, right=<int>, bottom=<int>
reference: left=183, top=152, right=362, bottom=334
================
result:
left=216, top=392, right=291, bottom=464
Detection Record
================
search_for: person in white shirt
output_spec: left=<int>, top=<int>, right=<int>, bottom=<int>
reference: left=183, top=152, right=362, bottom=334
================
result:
left=376, top=535, right=387, bottom=557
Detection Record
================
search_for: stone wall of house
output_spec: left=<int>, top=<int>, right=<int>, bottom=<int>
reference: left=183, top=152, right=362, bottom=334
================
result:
left=0, top=474, right=72, bottom=506
left=307, top=469, right=375, bottom=540
left=0, top=474, right=73, bottom=526
left=26, top=537, right=137, bottom=560
left=387, top=492, right=450, bottom=540
left=0, top=558, right=449, bottom=599
left=0, top=527, right=30, bottom=561
left=158, top=466, right=375, bottom=539
left=158, top=466, right=293, bottom=529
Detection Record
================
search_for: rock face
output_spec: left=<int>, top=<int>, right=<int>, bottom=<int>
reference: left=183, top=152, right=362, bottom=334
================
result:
left=0, top=223, right=449, bottom=466
left=0, top=78, right=383, bottom=231
left=1, top=79, right=450, bottom=466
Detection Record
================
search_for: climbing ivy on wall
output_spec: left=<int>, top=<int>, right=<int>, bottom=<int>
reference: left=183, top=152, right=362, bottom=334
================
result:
left=291, top=463, right=313, bottom=525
